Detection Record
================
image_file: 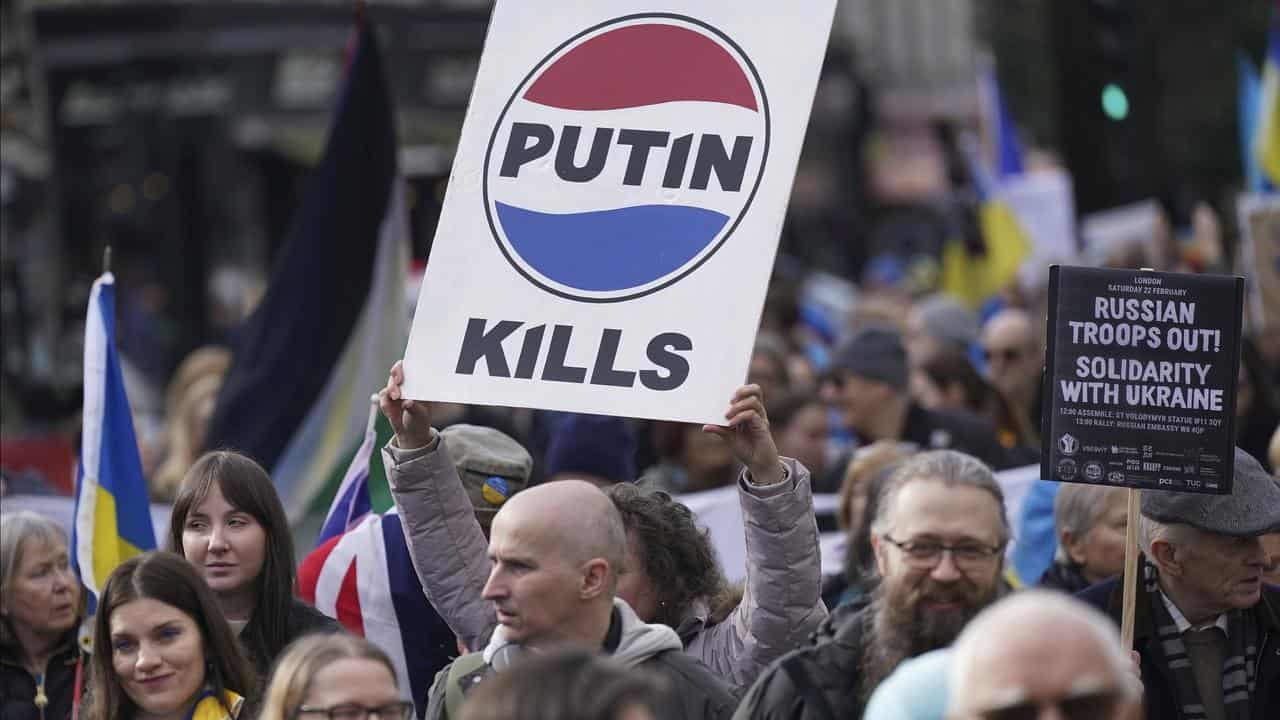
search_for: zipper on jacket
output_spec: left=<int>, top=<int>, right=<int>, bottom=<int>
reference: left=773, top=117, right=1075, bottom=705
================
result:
left=34, top=671, right=48, bottom=720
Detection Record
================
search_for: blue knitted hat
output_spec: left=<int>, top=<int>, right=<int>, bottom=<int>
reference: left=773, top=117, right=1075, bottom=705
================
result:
left=544, top=413, right=638, bottom=484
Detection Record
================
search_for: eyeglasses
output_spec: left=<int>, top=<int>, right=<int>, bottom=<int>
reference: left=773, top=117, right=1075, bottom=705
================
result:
left=881, top=535, right=1003, bottom=570
left=295, top=702, right=415, bottom=720
left=971, top=689, right=1123, bottom=720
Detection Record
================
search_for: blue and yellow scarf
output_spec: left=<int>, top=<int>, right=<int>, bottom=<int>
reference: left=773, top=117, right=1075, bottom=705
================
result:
left=183, top=690, right=244, bottom=720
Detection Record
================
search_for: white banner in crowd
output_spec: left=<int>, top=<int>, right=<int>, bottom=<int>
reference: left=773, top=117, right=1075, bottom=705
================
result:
left=403, top=0, right=838, bottom=423
left=1080, top=199, right=1162, bottom=266
left=1006, top=168, right=1077, bottom=290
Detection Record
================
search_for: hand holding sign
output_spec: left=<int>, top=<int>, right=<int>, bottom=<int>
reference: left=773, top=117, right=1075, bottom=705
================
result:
left=1042, top=265, right=1245, bottom=652
left=703, top=383, right=785, bottom=486
left=379, top=360, right=436, bottom=451
left=400, top=1, right=837, bottom=425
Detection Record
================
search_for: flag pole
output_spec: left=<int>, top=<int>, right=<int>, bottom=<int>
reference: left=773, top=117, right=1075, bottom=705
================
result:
left=102, top=245, right=112, bottom=274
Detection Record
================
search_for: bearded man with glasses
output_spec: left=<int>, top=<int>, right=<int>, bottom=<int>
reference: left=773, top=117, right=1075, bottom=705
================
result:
left=735, top=450, right=1009, bottom=720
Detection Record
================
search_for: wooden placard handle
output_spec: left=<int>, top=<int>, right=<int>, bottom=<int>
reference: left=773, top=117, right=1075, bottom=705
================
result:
left=1120, top=487, right=1141, bottom=649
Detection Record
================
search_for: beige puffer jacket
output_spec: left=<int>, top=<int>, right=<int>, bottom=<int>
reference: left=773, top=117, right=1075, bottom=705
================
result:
left=385, top=431, right=827, bottom=690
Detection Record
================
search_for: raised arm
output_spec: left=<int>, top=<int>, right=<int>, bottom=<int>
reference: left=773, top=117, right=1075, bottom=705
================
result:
left=697, top=384, right=827, bottom=688
left=379, top=361, right=497, bottom=651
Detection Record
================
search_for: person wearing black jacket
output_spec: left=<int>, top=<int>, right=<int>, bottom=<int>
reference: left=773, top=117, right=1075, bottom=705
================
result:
left=823, top=327, right=1012, bottom=474
left=735, top=451, right=1010, bottom=719
left=0, top=630, right=83, bottom=720
left=1076, top=448, right=1280, bottom=720
left=1, top=512, right=87, bottom=720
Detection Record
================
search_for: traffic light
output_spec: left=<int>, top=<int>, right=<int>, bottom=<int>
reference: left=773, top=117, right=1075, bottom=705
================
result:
left=1052, top=0, right=1151, bottom=212
left=1101, top=83, right=1129, bottom=121
left=1089, top=0, right=1137, bottom=123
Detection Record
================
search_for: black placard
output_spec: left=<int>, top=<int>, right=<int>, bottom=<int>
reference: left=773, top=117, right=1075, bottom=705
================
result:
left=1041, top=266, right=1244, bottom=494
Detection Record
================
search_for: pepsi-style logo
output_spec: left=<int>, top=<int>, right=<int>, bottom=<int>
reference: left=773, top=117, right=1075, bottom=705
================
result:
left=483, top=14, right=771, bottom=303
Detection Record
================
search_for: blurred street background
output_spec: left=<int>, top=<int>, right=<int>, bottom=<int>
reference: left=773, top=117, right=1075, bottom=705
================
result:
left=2, top=0, right=1276, bottom=514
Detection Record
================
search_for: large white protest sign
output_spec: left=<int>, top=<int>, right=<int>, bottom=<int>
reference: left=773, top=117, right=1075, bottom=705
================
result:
left=403, top=1, right=837, bottom=423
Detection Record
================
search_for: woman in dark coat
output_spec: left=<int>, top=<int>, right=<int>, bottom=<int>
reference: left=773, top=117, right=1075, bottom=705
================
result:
left=0, top=511, right=88, bottom=720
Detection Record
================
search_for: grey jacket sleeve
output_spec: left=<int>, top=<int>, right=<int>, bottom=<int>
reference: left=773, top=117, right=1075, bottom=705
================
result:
left=384, top=433, right=497, bottom=651
left=690, top=457, right=828, bottom=690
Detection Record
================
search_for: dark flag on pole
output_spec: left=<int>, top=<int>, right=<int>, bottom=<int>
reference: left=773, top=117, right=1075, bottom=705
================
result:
left=204, top=20, right=408, bottom=519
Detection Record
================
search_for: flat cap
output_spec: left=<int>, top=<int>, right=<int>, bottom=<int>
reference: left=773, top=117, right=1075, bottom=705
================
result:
left=1141, top=447, right=1280, bottom=536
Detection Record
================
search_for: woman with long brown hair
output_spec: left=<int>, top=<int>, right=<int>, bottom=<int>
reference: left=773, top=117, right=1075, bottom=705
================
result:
left=82, top=552, right=255, bottom=720
left=167, top=451, right=337, bottom=675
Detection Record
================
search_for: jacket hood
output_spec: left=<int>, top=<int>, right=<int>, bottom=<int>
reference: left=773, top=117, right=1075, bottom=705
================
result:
left=610, top=598, right=684, bottom=666
left=482, top=598, right=683, bottom=670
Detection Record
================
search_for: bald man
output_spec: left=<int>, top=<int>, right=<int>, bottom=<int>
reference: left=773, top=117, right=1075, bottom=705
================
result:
left=422, top=477, right=736, bottom=720
left=480, top=480, right=625, bottom=648
left=948, top=590, right=1141, bottom=720
left=980, top=308, right=1044, bottom=438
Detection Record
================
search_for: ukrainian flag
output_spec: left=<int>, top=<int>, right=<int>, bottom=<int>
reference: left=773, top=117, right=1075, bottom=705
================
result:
left=941, top=63, right=1031, bottom=307
left=979, top=61, right=1024, bottom=181
left=72, top=272, right=156, bottom=618
left=1257, top=7, right=1280, bottom=187
left=1240, top=52, right=1265, bottom=192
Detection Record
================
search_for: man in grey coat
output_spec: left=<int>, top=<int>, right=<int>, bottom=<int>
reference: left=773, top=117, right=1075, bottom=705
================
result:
left=378, top=360, right=827, bottom=690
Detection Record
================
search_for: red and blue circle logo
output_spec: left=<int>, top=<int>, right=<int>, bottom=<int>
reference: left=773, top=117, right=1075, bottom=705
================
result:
left=483, top=14, right=770, bottom=303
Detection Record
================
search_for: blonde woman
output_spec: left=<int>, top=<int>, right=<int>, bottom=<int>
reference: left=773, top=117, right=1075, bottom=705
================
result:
left=257, top=634, right=411, bottom=720
left=1, top=511, right=86, bottom=720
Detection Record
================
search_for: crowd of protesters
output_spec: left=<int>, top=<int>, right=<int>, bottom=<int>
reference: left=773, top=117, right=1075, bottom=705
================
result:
left=4, top=274, right=1279, bottom=719
left=3, top=102, right=1280, bottom=717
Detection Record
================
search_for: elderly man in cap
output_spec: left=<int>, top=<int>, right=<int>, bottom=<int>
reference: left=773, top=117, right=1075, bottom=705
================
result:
left=1078, top=448, right=1280, bottom=720
left=823, top=326, right=1009, bottom=469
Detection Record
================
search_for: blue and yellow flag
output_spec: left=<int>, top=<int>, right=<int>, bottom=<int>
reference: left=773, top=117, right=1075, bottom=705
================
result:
left=1240, top=52, right=1265, bottom=192
left=941, top=63, right=1031, bottom=307
left=979, top=62, right=1024, bottom=181
left=1257, top=6, right=1280, bottom=188
left=72, top=272, right=157, bottom=624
